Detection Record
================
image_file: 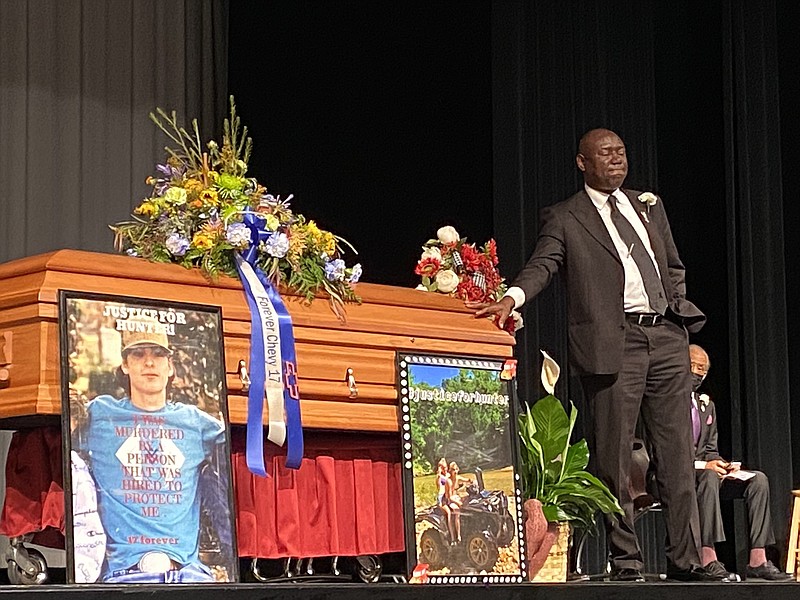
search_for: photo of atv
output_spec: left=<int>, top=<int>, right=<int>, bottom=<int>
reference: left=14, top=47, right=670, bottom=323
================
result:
left=415, top=468, right=515, bottom=572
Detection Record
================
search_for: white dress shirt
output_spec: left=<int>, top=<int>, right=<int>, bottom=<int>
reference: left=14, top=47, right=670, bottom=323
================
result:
left=504, top=185, right=661, bottom=313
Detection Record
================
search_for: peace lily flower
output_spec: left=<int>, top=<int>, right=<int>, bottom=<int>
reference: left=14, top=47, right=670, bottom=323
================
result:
left=435, top=269, right=460, bottom=293
left=436, top=226, right=460, bottom=244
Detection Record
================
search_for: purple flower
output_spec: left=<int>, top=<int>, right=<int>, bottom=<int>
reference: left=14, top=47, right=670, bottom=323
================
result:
left=155, top=163, right=186, bottom=179
left=324, top=258, right=346, bottom=282
left=165, top=232, right=190, bottom=256
left=225, top=222, right=252, bottom=249
left=264, top=232, right=289, bottom=258
left=348, top=263, right=362, bottom=284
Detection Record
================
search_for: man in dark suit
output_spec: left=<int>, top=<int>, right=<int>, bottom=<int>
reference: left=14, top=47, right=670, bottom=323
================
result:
left=689, top=344, right=790, bottom=581
left=471, top=128, right=727, bottom=581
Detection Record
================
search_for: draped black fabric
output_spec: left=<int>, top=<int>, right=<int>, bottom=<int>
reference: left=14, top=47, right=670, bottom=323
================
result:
left=491, top=0, right=659, bottom=412
left=493, top=0, right=795, bottom=573
left=721, top=0, right=793, bottom=560
left=0, top=0, right=229, bottom=264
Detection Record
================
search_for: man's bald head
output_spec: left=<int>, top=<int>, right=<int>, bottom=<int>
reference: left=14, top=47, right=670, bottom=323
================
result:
left=689, top=344, right=710, bottom=374
left=578, top=128, right=620, bottom=155
left=576, top=129, right=628, bottom=193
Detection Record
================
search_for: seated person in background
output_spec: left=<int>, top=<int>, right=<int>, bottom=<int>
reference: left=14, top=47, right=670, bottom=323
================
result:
left=689, top=344, right=790, bottom=581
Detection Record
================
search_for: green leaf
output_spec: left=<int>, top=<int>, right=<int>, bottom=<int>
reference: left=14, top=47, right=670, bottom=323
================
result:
left=518, top=392, right=622, bottom=527
left=542, top=504, right=569, bottom=523
left=563, top=438, right=590, bottom=473
left=530, top=395, right=569, bottom=480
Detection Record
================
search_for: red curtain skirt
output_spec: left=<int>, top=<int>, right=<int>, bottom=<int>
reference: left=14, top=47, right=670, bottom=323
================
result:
left=0, top=427, right=406, bottom=558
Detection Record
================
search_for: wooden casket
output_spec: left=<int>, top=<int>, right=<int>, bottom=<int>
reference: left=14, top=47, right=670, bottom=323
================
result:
left=0, top=249, right=514, bottom=429
left=0, top=250, right=515, bottom=559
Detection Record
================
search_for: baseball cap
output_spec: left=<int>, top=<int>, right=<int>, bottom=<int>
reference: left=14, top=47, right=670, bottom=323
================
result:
left=120, top=317, right=172, bottom=354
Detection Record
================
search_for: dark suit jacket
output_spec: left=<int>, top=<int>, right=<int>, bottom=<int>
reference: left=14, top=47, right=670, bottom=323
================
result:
left=693, top=395, right=723, bottom=462
left=510, top=188, right=705, bottom=375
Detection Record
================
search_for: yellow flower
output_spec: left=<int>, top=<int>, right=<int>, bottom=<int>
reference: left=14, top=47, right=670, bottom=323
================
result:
left=265, top=214, right=280, bottom=231
left=200, top=189, right=219, bottom=206
left=192, top=231, right=215, bottom=251
left=184, top=179, right=204, bottom=195
left=134, top=201, right=159, bottom=217
left=163, top=187, right=187, bottom=205
left=306, top=220, right=321, bottom=238
left=288, top=229, right=308, bottom=259
left=321, top=231, right=337, bottom=255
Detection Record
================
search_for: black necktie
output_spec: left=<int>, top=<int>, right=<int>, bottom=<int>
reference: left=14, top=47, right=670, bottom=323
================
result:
left=608, top=195, right=668, bottom=315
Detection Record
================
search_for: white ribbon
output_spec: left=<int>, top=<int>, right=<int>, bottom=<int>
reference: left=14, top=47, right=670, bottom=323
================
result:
left=237, top=258, right=287, bottom=447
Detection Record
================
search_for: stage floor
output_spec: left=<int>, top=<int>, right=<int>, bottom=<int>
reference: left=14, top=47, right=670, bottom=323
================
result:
left=0, top=581, right=796, bottom=600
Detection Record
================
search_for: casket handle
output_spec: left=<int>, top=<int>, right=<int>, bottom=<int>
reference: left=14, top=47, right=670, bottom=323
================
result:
left=345, top=368, right=358, bottom=398
left=238, top=359, right=251, bottom=392
left=0, top=331, right=10, bottom=390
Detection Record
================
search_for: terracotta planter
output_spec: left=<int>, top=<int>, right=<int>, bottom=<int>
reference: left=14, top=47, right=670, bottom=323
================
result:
left=523, top=499, right=570, bottom=583
left=530, top=522, right=570, bottom=583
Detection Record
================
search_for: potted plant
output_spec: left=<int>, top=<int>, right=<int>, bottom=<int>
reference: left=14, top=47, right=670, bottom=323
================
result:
left=518, top=352, right=622, bottom=582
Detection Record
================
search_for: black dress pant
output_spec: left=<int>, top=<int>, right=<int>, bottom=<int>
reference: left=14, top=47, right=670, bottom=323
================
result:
left=581, top=317, right=702, bottom=572
left=695, top=469, right=775, bottom=548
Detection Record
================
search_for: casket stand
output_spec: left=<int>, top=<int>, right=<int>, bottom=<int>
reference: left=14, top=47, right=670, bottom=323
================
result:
left=0, top=250, right=514, bottom=572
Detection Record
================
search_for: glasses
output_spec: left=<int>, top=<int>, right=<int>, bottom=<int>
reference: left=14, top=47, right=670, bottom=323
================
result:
left=690, top=362, right=709, bottom=375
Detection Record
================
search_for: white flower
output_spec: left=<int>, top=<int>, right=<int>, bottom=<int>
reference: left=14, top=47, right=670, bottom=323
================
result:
left=699, top=393, right=710, bottom=410
left=264, top=232, right=289, bottom=258
left=435, top=269, right=460, bottom=293
left=415, top=284, right=428, bottom=291
left=436, top=226, right=460, bottom=244
left=347, top=263, right=362, bottom=284
left=638, top=192, right=658, bottom=207
left=540, top=349, right=560, bottom=394
left=421, top=246, right=442, bottom=261
left=225, top=222, right=252, bottom=249
left=511, top=310, right=524, bottom=332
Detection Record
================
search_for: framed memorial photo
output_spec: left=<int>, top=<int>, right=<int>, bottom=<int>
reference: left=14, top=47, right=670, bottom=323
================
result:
left=59, top=291, right=238, bottom=584
left=397, top=353, right=527, bottom=584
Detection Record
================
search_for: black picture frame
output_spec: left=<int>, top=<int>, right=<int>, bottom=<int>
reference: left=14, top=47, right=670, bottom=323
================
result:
left=397, top=353, right=527, bottom=584
left=59, top=291, right=238, bottom=584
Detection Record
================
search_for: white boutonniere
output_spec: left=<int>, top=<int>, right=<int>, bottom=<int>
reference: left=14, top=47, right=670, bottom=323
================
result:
left=638, top=192, right=658, bottom=213
left=698, top=393, right=710, bottom=412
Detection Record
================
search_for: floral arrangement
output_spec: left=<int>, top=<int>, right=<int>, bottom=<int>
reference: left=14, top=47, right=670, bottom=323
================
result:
left=414, top=226, right=521, bottom=332
left=112, top=97, right=360, bottom=316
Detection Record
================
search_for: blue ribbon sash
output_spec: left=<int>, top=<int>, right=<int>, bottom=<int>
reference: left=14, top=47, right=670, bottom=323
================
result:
left=236, top=212, right=304, bottom=475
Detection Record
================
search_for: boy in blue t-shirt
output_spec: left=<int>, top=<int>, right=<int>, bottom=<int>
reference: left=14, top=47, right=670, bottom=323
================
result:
left=74, top=323, right=227, bottom=583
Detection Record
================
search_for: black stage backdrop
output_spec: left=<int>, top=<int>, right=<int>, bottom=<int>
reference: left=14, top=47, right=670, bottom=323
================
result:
left=229, top=0, right=798, bottom=572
